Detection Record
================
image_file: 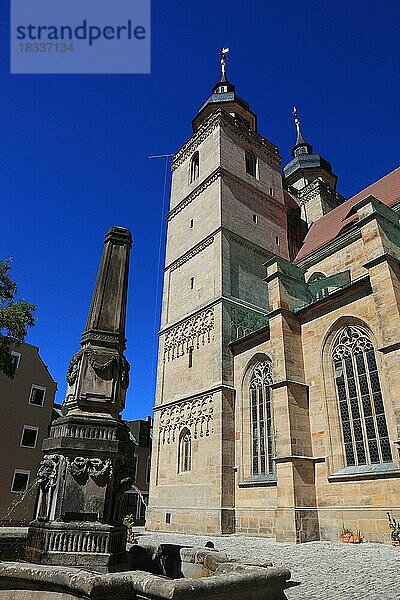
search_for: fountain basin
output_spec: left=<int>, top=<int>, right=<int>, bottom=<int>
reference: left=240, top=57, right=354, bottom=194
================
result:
left=0, top=559, right=290, bottom=600
left=0, top=531, right=290, bottom=599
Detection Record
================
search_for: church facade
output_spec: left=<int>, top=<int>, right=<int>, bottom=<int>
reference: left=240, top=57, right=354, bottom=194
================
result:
left=146, top=57, right=400, bottom=543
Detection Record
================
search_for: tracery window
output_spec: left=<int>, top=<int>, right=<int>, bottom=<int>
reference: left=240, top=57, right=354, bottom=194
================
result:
left=250, top=360, right=274, bottom=475
left=178, top=428, right=191, bottom=472
left=332, top=325, right=392, bottom=466
left=189, top=152, right=199, bottom=183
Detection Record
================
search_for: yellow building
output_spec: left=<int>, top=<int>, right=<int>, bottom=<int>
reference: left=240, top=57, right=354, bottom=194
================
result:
left=147, top=56, right=400, bottom=543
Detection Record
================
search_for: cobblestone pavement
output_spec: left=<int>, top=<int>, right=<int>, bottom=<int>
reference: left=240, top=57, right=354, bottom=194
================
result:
left=136, top=529, right=400, bottom=599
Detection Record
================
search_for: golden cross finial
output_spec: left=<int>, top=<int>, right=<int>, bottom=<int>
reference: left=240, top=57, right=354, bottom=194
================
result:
left=220, top=47, right=230, bottom=77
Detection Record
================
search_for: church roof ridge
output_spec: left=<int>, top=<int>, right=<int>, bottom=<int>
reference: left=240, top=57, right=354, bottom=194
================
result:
left=294, top=165, right=400, bottom=263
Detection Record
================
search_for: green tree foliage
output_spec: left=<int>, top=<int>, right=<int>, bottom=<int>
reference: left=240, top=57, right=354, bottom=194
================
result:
left=0, top=259, right=36, bottom=378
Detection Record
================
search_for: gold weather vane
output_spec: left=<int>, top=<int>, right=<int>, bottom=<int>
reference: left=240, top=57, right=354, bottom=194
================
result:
left=293, top=106, right=301, bottom=135
left=220, top=47, right=230, bottom=77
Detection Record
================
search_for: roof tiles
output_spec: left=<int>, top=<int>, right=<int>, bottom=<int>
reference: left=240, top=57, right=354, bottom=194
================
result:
left=294, top=166, right=400, bottom=263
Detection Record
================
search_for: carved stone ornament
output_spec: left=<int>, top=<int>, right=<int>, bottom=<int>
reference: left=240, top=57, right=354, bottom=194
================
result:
left=120, top=354, right=130, bottom=389
left=230, top=305, right=268, bottom=342
left=36, top=454, right=61, bottom=522
left=37, top=454, right=60, bottom=490
left=68, top=456, right=112, bottom=484
left=66, top=349, right=84, bottom=386
left=250, top=360, right=273, bottom=388
left=332, top=325, right=373, bottom=361
left=171, top=109, right=279, bottom=172
left=87, top=350, right=119, bottom=374
left=168, top=236, right=214, bottom=271
left=159, top=395, right=214, bottom=444
left=163, top=307, right=214, bottom=362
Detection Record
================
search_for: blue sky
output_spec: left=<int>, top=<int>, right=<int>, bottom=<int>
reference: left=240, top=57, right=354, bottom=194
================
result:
left=1, top=0, right=399, bottom=420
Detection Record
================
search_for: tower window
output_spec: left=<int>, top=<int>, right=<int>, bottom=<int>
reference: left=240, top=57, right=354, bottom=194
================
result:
left=189, top=152, right=199, bottom=184
left=190, top=277, right=195, bottom=289
left=332, top=325, right=392, bottom=467
left=275, top=236, right=279, bottom=245
left=190, top=219, right=194, bottom=228
left=252, top=214, right=258, bottom=224
left=270, top=187, right=274, bottom=196
left=188, top=347, right=193, bottom=368
left=245, top=151, right=257, bottom=177
left=165, top=512, right=171, bottom=524
left=179, top=428, right=192, bottom=472
left=250, top=360, right=274, bottom=475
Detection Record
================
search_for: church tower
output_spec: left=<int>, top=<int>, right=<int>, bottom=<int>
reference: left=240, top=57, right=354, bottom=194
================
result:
left=283, top=107, right=344, bottom=226
left=147, top=51, right=289, bottom=534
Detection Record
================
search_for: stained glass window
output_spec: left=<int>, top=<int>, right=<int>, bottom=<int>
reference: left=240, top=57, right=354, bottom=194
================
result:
left=250, top=360, right=274, bottom=475
left=332, top=325, right=392, bottom=466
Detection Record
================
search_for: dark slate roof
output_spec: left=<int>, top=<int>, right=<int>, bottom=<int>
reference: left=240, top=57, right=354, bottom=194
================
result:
left=283, top=153, right=333, bottom=179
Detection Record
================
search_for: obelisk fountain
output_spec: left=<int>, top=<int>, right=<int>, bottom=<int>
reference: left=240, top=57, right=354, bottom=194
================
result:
left=25, top=226, right=135, bottom=572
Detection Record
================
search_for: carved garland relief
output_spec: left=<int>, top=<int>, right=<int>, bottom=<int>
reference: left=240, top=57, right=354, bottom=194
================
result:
left=159, top=395, right=214, bottom=444
left=66, top=348, right=130, bottom=389
left=68, top=456, right=113, bottom=484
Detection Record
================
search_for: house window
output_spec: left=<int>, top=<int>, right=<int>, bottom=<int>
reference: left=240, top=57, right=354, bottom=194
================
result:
left=245, top=151, right=257, bottom=177
left=332, top=325, right=392, bottom=467
left=11, top=470, right=30, bottom=493
left=250, top=360, right=274, bottom=475
left=309, top=271, right=329, bottom=300
left=29, top=385, right=46, bottom=407
left=179, top=428, right=191, bottom=472
left=275, top=236, right=279, bottom=245
left=190, top=219, right=194, bottom=228
left=190, top=277, right=195, bottom=289
left=252, top=214, right=258, bottom=224
left=11, top=352, right=21, bottom=372
left=20, top=425, right=39, bottom=448
left=166, top=512, right=171, bottom=524
left=190, top=152, right=199, bottom=183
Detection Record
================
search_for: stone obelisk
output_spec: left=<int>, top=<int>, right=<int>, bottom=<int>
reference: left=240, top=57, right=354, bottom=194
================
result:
left=25, top=227, right=135, bottom=572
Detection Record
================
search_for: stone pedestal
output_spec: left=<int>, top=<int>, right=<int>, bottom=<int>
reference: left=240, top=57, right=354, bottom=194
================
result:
left=25, top=227, right=135, bottom=572
left=25, top=522, right=127, bottom=572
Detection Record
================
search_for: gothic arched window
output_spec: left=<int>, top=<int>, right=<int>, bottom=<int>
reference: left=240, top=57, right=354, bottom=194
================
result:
left=309, top=272, right=329, bottom=300
left=250, top=360, right=274, bottom=475
left=178, top=428, right=191, bottom=472
left=189, top=152, right=199, bottom=183
left=332, top=325, right=392, bottom=467
left=245, top=151, right=257, bottom=177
